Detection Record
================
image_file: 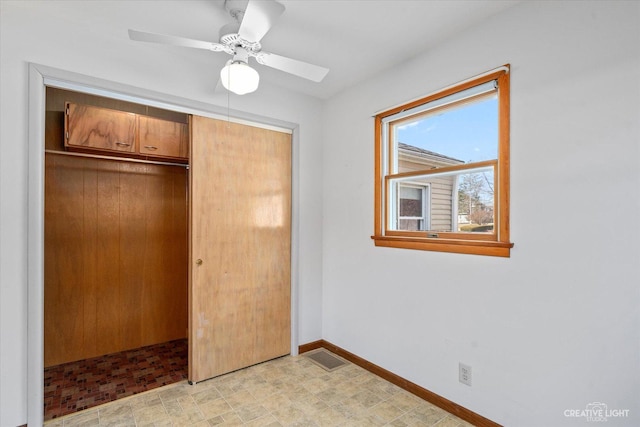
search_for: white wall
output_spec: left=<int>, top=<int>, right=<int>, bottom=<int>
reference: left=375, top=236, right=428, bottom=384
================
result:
left=322, top=1, right=639, bottom=426
left=0, top=2, right=323, bottom=425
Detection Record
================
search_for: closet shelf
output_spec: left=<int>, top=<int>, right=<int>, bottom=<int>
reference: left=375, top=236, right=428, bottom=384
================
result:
left=45, top=149, right=189, bottom=168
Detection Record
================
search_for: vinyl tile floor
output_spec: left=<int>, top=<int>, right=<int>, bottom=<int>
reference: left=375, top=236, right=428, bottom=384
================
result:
left=45, top=351, right=473, bottom=427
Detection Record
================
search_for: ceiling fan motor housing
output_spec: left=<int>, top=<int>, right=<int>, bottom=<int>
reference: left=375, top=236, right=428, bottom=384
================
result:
left=219, top=17, right=261, bottom=57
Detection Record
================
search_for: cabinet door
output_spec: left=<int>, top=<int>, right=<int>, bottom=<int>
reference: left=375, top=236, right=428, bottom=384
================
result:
left=138, top=116, right=189, bottom=160
left=189, top=116, right=291, bottom=382
left=65, top=103, right=136, bottom=153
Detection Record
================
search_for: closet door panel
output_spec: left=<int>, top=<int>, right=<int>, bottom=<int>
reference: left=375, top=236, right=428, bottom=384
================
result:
left=190, top=116, right=291, bottom=382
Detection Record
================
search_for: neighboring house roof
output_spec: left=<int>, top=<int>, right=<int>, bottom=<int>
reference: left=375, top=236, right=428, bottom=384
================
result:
left=398, top=142, right=464, bottom=166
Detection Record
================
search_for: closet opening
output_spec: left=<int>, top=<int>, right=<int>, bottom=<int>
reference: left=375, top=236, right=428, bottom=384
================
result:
left=43, top=87, right=189, bottom=420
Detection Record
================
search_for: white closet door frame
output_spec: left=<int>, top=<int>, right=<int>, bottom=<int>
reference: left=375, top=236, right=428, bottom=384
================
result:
left=26, top=63, right=300, bottom=427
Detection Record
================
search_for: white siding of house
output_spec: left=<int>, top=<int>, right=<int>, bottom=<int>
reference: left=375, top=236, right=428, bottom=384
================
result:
left=429, top=180, right=455, bottom=231
left=397, top=152, right=461, bottom=231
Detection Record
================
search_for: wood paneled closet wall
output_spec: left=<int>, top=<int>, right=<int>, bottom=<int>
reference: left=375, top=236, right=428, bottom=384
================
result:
left=44, top=88, right=188, bottom=367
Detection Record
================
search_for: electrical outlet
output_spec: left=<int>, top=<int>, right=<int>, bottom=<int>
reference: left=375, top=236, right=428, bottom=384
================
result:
left=459, top=363, right=472, bottom=386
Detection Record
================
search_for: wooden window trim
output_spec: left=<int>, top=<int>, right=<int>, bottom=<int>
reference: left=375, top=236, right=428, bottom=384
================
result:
left=373, top=65, right=514, bottom=257
left=388, top=159, right=498, bottom=180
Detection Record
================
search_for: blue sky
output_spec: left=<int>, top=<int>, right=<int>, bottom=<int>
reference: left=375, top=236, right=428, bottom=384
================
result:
left=396, top=95, right=498, bottom=163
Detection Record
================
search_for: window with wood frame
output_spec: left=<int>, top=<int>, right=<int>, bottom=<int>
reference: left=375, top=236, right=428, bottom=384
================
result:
left=373, top=65, right=513, bottom=257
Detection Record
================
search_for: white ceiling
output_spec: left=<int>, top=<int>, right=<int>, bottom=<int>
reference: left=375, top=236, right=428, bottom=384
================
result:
left=29, top=0, right=521, bottom=100
left=263, top=0, right=520, bottom=99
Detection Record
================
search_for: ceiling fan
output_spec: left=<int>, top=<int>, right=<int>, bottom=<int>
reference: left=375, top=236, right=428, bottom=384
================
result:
left=129, top=0, right=329, bottom=95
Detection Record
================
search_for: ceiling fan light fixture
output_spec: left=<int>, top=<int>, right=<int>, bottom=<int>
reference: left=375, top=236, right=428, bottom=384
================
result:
left=129, top=0, right=329, bottom=95
left=220, top=60, right=260, bottom=95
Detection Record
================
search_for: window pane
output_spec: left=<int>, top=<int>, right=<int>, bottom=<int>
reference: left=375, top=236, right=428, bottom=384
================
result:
left=399, top=186, right=422, bottom=217
left=393, top=94, right=498, bottom=173
left=389, top=165, right=494, bottom=233
left=457, top=170, right=495, bottom=233
left=399, top=219, right=423, bottom=231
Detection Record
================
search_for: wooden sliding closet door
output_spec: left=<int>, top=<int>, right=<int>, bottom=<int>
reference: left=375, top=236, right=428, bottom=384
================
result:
left=189, top=116, right=291, bottom=382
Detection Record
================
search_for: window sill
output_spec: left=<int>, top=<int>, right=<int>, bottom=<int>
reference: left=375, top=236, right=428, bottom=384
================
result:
left=371, top=235, right=513, bottom=257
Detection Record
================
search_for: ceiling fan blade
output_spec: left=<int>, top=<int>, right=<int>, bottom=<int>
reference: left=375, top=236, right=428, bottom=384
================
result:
left=238, top=0, right=285, bottom=43
left=257, top=52, right=329, bottom=82
left=128, top=29, right=227, bottom=52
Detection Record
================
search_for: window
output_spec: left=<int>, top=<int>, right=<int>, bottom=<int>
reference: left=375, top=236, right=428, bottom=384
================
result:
left=373, top=65, right=513, bottom=257
left=397, top=183, right=429, bottom=231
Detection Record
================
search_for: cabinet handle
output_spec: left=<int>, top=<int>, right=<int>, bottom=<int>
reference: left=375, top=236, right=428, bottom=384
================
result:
left=196, top=259, right=203, bottom=266
left=115, top=141, right=131, bottom=147
left=144, top=145, right=158, bottom=150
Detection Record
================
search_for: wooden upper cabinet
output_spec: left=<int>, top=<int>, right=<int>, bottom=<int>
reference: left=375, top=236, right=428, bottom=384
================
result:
left=64, top=102, right=189, bottom=161
left=65, top=103, right=136, bottom=154
left=138, top=116, right=189, bottom=160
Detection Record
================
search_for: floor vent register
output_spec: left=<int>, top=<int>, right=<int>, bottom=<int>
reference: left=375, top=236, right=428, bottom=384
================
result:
left=304, top=349, right=348, bottom=372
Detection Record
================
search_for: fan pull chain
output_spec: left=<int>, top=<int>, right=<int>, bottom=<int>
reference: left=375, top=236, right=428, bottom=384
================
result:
left=226, top=66, right=231, bottom=127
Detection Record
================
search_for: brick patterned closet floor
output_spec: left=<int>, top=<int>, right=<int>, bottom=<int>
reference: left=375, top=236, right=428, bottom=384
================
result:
left=44, top=338, right=188, bottom=421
